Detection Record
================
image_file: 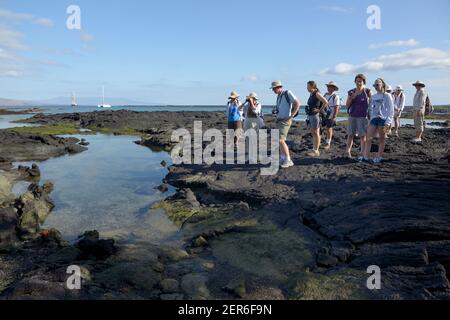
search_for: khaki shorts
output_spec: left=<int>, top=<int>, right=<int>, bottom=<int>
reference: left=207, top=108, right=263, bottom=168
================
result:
left=276, top=119, right=293, bottom=141
left=414, top=110, right=425, bottom=131
left=347, top=117, right=368, bottom=137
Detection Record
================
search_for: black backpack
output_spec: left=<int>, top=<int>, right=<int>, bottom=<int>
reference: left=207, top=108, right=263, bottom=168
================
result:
left=276, top=91, right=299, bottom=118
left=425, top=95, right=434, bottom=116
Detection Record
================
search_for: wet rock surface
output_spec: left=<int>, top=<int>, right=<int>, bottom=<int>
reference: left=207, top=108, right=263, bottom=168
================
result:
left=1, top=110, right=449, bottom=300
left=0, top=130, right=87, bottom=163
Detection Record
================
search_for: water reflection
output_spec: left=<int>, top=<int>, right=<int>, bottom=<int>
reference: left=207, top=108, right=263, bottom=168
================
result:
left=15, top=133, right=181, bottom=246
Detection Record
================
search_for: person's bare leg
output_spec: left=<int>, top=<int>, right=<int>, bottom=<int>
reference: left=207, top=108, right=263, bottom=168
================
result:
left=280, top=139, right=290, bottom=159
left=378, top=128, right=386, bottom=158
left=327, top=128, right=333, bottom=144
left=360, top=136, right=367, bottom=157
left=346, top=135, right=354, bottom=157
left=316, top=128, right=321, bottom=151
left=364, top=126, right=377, bottom=158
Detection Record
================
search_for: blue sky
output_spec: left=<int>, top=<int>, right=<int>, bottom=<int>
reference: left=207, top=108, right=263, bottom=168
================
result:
left=1, top=0, right=450, bottom=105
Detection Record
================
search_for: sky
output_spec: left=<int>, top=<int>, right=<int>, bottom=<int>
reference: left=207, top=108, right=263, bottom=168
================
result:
left=1, top=0, right=450, bottom=105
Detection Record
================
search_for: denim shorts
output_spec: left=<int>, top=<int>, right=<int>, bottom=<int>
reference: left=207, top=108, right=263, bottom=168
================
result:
left=307, top=113, right=321, bottom=129
left=370, top=118, right=386, bottom=128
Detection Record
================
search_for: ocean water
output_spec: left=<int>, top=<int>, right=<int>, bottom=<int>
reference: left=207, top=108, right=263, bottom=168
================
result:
left=12, top=133, right=181, bottom=244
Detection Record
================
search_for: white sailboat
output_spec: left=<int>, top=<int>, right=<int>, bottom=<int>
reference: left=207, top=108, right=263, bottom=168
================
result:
left=71, top=92, right=78, bottom=107
left=98, top=86, right=112, bottom=108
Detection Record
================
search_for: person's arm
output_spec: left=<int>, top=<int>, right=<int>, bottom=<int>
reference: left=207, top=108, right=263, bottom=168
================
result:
left=332, top=95, right=340, bottom=119
left=346, top=90, right=356, bottom=113
left=291, top=99, right=300, bottom=119
left=400, top=94, right=406, bottom=111
left=249, top=99, right=257, bottom=112
left=385, top=95, right=395, bottom=127
left=316, top=92, right=329, bottom=112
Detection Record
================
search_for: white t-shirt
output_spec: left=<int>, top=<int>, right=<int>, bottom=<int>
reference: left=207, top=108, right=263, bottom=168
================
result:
left=369, top=93, right=395, bottom=126
left=324, top=92, right=341, bottom=118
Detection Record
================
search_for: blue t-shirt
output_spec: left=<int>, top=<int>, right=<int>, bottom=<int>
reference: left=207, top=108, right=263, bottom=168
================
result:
left=227, top=101, right=241, bottom=122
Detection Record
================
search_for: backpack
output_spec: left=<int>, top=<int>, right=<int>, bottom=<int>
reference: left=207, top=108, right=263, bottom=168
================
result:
left=227, top=101, right=241, bottom=121
left=275, top=91, right=299, bottom=118
left=425, top=95, right=434, bottom=116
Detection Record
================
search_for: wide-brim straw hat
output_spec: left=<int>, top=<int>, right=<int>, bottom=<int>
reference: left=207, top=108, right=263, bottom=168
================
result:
left=325, top=81, right=339, bottom=91
left=247, top=92, right=259, bottom=100
left=270, top=80, right=283, bottom=89
left=229, top=91, right=240, bottom=99
left=412, top=80, right=426, bottom=87
left=386, top=85, right=393, bottom=92
left=396, top=85, right=404, bottom=91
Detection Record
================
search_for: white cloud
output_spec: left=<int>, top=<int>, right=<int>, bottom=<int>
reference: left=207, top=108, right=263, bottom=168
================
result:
left=0, top=26, right=27, bottom=50
left=0, top=8, right=53, bottom=27
left=318, top=6, right=352, bottom=13
left=369, top=38, right=420, bottom=49
left=320, top=48, right=450, bottom=75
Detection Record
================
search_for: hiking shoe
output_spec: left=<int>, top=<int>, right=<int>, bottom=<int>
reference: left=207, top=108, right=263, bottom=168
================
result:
left=280, top=159, right=294, bottom=168
left=373, top=157, right=384, bottom=164
left=357, top=156, right=370, bottom=162
left=323, top=144, right=331, bottom=150
left=412, top=138, right=422, bottom=143
left=307, top=150, right=320, bottom=157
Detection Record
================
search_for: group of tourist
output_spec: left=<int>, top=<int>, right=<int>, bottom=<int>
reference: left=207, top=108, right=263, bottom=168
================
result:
left=226, top=74, right=431, bottom=168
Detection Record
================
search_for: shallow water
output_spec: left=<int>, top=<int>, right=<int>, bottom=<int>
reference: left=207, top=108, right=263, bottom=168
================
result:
left=0, top=114, right=40, bottom=129
left=14, top=133, right=182, bottom=245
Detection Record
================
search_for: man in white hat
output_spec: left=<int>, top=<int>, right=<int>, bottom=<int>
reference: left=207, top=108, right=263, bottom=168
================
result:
left=412, top=81, right=427, bottom=142
left=323, top=81, right=341, bottom=150
left=392, top=85, right=406, bottom=137
left=271, top=81, right=301, bottom=168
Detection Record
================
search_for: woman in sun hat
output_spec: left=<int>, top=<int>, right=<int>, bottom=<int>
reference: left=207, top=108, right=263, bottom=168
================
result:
left=243, top=92, right=263, bottom=132
left=392, top=85, right=406, bottom=137
left=323, top=81, right=341, bottom=150
left=362, top=78, right=394, bottom=164
left=227, top=91, right=243, bottom=146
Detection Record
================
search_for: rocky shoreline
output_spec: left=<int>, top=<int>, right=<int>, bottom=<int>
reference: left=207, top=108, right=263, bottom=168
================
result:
left=1, top=110, right=449, bottom=300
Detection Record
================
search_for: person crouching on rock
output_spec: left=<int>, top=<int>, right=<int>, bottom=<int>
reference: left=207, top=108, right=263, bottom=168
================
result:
left=362, top=78, right=394, bottom=164
left=227, top=91, right=244, bottom=147
left=305, top=81, right=328, bottom=157
left=323, top=81, right=341, bottom=150
left=243, top=92, right=263, bottom=133
left=345, top=74, right=372, bottom=160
